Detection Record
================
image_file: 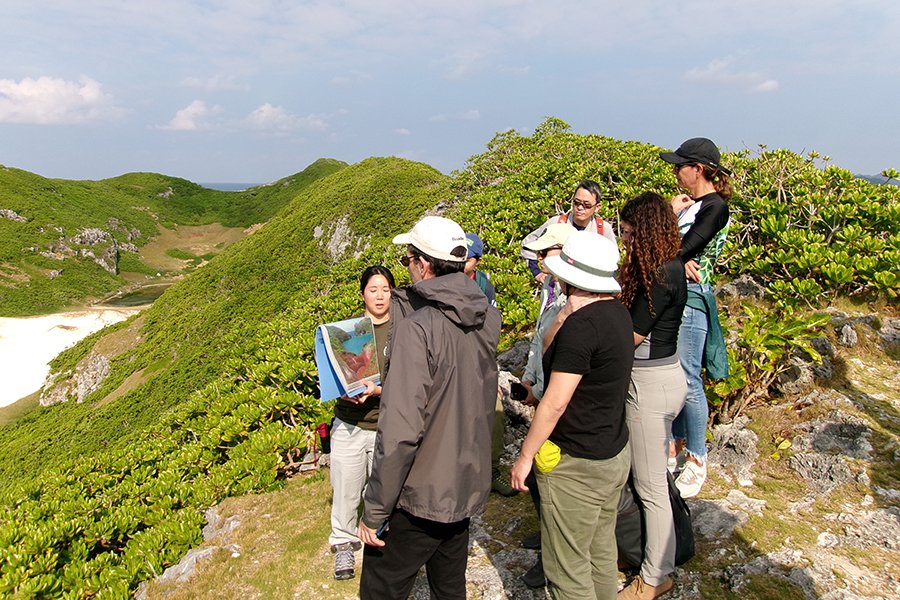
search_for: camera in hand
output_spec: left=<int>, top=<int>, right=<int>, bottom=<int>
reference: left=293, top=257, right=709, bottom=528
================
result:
left=509, top=381, right=527, bottom=401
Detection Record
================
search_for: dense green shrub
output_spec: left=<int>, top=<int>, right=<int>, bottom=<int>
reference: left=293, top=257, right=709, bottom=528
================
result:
left=726, top=149, right=899, bottom=307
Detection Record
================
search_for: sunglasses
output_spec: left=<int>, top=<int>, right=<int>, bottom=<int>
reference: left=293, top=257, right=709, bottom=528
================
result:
left=572, top=200, right=597, bottom=210
left=399, top=254, right=416, bottom=267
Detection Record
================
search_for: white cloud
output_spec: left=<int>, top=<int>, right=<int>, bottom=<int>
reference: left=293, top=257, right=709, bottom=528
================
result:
left=429, top=109, right=480, bottom=123
left=393, top=127, right=411, bottom=135
left=243, top=103, right=328, bottom=132
left=181, top=75, right=248, bottom=92
left=684, top=56, right=780, bottom=94
left=753, top=79, right=780, bottom=93
left=159, top=100, right=220, bottom=131
left=0, top=76, right=123, bottom=124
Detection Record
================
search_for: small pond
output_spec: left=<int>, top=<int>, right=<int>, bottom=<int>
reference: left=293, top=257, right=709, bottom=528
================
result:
left=102, top=284, right=171, bottom=307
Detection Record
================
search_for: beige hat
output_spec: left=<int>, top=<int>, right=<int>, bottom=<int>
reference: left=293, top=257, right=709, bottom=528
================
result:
left=392, top=216, right=468, bottom=262
left=523, top=223, right=574, bottom=252
left=544, top=230, right=620, bottom=293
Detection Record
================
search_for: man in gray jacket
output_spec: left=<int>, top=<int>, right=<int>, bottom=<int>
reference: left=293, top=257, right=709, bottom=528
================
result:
left=357, top=215, right=502, bottom=600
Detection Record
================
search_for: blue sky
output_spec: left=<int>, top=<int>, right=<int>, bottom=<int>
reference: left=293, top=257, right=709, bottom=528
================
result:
left=1, top=1, right=898, bottom=183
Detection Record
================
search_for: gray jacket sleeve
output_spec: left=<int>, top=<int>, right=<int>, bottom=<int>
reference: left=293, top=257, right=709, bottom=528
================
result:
left=362, top=318, right=431, bottom=528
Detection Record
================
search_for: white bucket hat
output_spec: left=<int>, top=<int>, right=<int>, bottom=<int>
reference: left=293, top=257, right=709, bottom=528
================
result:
left=543, top=230, right=621, bottom=293
left=393, top=215, right=468, bottom=262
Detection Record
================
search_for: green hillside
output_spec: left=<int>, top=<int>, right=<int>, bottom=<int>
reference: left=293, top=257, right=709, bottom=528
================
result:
left=0, top=158, right=346, bottom=316
left=0, top=156, right=446, bottom=491
left=0, top=121, right=897, bottom=598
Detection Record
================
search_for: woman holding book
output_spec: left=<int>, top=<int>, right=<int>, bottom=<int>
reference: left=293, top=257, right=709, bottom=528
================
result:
left=329, top=265, right=395, bottom=581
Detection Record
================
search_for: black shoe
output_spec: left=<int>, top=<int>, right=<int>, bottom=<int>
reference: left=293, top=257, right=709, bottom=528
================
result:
left=521, top=531, right=541, bottom=550
left=491, top=468, right=519, bottom=497
left=521, top=555, right=545, bottom=588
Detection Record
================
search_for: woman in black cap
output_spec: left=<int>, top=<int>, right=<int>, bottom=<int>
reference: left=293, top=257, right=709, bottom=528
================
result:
left=659, top=138, right=733, bottom=500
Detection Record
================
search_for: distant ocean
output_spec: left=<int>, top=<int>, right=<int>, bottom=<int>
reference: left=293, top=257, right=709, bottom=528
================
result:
left=199, top=182, right=262, bottom=192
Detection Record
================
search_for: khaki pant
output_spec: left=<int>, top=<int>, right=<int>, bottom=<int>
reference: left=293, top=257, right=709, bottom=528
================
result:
left=626, top=361, right=686, bottom=586
left=536, top=444, right=631, bottom=600
left=329, top=417, right=376, bottom=547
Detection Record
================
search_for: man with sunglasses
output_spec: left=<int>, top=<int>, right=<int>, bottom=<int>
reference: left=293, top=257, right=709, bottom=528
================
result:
left=357, top=215, right=502, bottom=600
left=521, top=180, right=617, bottom=285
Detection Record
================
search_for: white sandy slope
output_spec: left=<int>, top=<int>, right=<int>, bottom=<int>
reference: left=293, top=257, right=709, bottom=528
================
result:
left=0, top=307, right=142, bottom=407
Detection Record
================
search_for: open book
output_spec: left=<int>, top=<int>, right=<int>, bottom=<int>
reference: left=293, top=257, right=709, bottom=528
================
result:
left=314, top=315, right=381, bottom=401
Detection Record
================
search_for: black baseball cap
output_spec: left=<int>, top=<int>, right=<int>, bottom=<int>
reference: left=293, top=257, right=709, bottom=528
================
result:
left=660, top=137, right=733, bottom=176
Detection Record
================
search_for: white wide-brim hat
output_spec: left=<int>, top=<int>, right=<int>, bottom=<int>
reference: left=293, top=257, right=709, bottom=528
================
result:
left=544, top=230, right=621, bottom=294
left=392, top=215, right=468, bottom=262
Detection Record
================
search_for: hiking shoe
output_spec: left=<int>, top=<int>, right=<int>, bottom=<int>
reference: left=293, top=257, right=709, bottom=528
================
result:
left=521, top=554, right=545, bottom=588
left=617, top=575, right=673, bottom=599
left=521, top=530, right=541, bottom=550
left=491, top=468, right=519, bottom=497
left=333, top=543, right=355, bottom=580
left=674, top=457, right=707, bottom=499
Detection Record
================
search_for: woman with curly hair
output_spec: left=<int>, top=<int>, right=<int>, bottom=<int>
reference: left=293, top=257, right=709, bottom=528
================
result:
left=616, top=192, right=687, bottom=599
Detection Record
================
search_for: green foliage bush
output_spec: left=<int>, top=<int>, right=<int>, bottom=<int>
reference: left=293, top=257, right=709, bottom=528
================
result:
left=708, top=306, right=831, bottom=421
left=725, top=149, right=900, bottom=307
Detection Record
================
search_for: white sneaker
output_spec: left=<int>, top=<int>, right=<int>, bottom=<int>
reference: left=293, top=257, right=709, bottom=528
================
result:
left=674, top=457, right=706, bottom=498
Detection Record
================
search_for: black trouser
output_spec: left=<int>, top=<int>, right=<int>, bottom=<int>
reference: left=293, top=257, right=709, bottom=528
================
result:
left=359, top=509, right=470, bottom=600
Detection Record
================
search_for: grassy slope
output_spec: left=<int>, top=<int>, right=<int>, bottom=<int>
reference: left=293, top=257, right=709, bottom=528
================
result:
left=0, top=158, right=345, bottom=316
left=0, top=157, right=446, bottom=492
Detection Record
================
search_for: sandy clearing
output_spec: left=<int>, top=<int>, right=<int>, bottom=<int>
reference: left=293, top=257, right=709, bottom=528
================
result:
left=0, top=307, right=143, bottom=407
left=138, top=223, right=248, bottom=272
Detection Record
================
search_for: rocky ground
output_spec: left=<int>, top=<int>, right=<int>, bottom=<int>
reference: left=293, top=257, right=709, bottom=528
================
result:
left=141, top=304, right=899, bottom=599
